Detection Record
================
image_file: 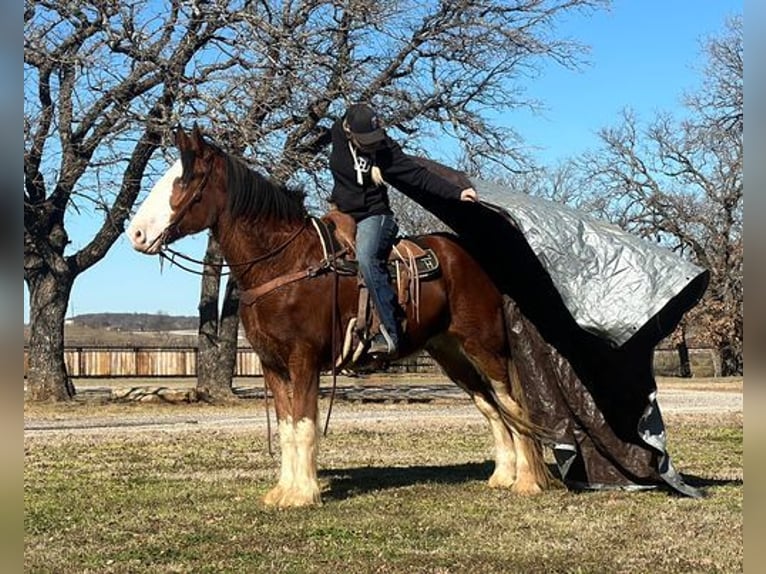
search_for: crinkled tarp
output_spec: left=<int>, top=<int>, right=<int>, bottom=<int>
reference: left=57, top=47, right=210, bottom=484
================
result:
left=475, top=180, right=707, bottom=347
left=400, top=157, right=710, bottom=497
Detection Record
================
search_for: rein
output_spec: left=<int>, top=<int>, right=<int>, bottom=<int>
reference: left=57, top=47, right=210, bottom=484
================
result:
left=156, top=220, right=309, bottom=277
left=156, top=211, right=345, bottom=439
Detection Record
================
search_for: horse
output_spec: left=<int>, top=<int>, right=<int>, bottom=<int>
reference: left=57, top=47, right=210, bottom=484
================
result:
left=126, top=124, right=553, bottom=507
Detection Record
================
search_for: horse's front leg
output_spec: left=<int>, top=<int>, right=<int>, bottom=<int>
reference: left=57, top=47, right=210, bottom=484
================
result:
left=261, top=363, right=321, bottom=508
left=288, top=358, right=321, bottom=507
left=261, top=368, right=296, bottom=507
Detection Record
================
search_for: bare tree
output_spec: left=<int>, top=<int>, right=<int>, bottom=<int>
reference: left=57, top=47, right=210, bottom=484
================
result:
left=197, top=235, right=240, bottom=400
left=194, top=0, right=608, bottom=189
left=578, top=16, right=743, bottom=374
left=24, top=0, right=248, bottom=400
left=25, top=0, right=608, bottom=400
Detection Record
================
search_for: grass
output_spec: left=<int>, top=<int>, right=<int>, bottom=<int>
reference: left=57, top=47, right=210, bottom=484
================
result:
left=24, top=323, right=199, bottom=348
left=24, top=400, right=742, bottom=573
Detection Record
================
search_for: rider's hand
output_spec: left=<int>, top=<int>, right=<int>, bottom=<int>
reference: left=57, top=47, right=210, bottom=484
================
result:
left=460, top=187, right=478, bottom=202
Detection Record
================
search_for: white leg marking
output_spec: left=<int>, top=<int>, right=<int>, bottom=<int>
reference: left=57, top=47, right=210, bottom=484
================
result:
left=264, top=417, right=321, bottom=507
left=263, top=417, right=296, bottom=506
left=489, top=379, right=543, bottom=495
left=278, top=417, right=297, bottom=489
left=473, top=394, right=516, bottom=488
left=291, top=417, right=321, bottom=505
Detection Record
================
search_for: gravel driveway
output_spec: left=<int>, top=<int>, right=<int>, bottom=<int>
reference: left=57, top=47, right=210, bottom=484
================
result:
left=24, top=377, right=742, bottom=438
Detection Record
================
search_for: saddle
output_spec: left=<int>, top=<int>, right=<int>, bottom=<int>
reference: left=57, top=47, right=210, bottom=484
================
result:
left=320, top=210, right=441, bottom=363
left=320, top=211, right=440, bottom=284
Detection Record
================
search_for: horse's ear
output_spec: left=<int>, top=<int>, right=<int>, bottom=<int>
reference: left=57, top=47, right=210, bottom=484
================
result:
left=191, top=122, right=205, bottom=151
left=175, top=125, right=190, bottom=149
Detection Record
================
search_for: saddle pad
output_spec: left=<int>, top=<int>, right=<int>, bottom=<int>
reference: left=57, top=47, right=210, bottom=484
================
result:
left=390, top=248, right=440, bottom=279
left=333, top=248, right=440, bottom=280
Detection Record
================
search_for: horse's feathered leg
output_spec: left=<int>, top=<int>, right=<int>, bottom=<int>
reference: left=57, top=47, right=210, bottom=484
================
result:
left=427, top=326, right=553, bottom=494
left=471, top=392, right=518, bottom=488
left=461, top=339, right=555, bottom=495
left=260, top=358, right=321, bottom=508
left=262, top=368, right=297, bottom=507
left=425, top=334, right=517, bottom=489
left=287, top=355, right=321, bottom=507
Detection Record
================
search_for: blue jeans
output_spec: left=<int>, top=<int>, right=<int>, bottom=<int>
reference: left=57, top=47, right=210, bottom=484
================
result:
left=356, top=214, right=400, bottom=346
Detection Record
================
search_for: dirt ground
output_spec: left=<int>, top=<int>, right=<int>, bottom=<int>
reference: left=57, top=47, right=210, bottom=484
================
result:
left=24, top=376, right=743, bottom=439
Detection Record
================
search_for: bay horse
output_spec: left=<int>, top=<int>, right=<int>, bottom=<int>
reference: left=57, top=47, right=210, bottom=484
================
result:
left=126, top=124, right=553, bottom=507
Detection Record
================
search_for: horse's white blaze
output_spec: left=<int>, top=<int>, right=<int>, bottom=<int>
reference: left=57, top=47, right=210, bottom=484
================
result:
left=126, top=159, right=182, bottom=253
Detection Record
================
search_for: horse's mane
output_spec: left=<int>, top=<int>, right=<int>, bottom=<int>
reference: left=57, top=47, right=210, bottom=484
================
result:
left=225, top=154, right=307, bottom=223
left=198, top=137, right=307, bottom=223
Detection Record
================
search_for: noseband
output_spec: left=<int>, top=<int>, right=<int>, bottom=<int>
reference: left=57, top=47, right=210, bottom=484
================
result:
left=147, top=156, right=309, bottom=276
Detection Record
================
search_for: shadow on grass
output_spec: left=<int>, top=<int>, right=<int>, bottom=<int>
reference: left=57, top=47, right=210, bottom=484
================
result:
left=320, top=461, right=495, bottom=501
left=681, top=474, right=743, bottom=489
left=319, top=464, right=741, bottom=502
left=319, top=462, right=570, bottom=501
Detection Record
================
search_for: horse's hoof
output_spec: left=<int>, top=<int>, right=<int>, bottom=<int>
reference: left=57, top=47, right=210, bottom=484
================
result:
left=263, top=485, right=287, bottom=507
left=511, top=479, right=544, bottom=496
left=488, top=471, right=516, bottom=489
left=263, top=485, right=322, bottom=508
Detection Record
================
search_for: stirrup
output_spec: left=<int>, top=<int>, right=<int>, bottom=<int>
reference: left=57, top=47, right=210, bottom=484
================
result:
left=368, top=324, right=398, bottom=356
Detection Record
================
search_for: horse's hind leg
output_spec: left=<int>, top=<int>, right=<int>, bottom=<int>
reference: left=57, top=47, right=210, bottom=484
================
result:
left=428, top=333, right=552, bottom=494
left=461, top=338, right=552, bottom=495
left=472, top=393, right=519, bottom=488
left=426, top=334, right=517, bottom=489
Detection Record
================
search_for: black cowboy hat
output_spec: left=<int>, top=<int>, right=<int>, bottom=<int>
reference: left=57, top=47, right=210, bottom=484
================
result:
left=344, top=103, right=386, bottom=146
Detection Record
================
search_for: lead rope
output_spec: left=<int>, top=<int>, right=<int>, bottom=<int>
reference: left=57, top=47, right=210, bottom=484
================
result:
left=264, top=377, right=274, bottom=456
left=323, top=252, right=340, bottom=437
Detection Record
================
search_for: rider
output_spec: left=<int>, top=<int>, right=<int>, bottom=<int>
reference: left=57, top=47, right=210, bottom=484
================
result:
left=329, top=103, right=478, bottom=357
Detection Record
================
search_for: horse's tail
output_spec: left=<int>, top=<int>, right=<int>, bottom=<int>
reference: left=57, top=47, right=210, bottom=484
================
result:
left=488, top=360, right=549, bottom=440
left=496, top=302, right=558, bottom=489
left=503, top=361, right=557, bottom=490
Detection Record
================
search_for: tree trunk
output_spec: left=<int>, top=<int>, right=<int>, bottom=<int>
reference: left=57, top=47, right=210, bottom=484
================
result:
left=218, top=276, right=241, bottom=385
left=676, top=341, right=691, bottom=378
left=197, top=235, right=239, bottom=399
left=25, top=272, right=75, bottom=401
left=719, top=343, right=742, bottom=377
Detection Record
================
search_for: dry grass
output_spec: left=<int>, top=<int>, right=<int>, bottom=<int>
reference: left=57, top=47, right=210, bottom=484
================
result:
left=24, top=392, right=742, bottom=574
left=24, top=324, right=199, bottom=348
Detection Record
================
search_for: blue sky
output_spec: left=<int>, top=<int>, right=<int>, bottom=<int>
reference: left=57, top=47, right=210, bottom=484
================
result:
left=23, top=0, right=742, bottom=323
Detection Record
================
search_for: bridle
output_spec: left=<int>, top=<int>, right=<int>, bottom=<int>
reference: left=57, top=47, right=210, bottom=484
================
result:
left=146, top=157, right=213, bottom=258
left=157, top=223, right=308, bottom=277
left=146, top=156, right=308, bottom=277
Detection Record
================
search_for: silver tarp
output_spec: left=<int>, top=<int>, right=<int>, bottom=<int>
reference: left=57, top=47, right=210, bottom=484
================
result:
left=400, top=157, right=710, bottom=496
left=474, top=180, right=707, bottom=347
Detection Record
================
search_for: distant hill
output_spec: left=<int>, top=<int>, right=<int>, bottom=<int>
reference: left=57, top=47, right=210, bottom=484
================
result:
left=24, top=313, right=201, bottom=347
left=69, top=313, right=198, bottom=332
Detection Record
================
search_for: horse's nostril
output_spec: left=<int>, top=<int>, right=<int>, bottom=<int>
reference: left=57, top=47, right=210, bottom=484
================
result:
left=132, top=228, right=145, bottom=244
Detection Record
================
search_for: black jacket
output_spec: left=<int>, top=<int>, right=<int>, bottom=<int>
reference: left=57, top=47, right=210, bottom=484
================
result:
left=329, top=119, right=464, bottom=221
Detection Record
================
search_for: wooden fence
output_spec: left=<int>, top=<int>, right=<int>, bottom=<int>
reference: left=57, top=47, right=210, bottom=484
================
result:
left=23, top=346, right=720, bottom=379
left=22, top=346, right=439, bottom=378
